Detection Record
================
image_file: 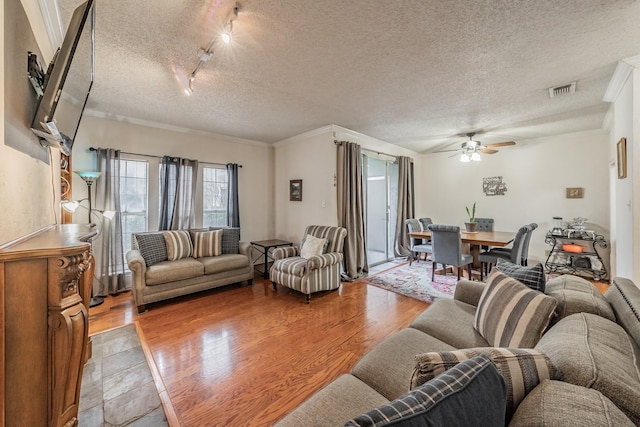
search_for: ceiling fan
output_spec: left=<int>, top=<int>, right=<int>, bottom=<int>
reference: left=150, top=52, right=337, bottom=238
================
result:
left=442, top=133, right=516, bottom=162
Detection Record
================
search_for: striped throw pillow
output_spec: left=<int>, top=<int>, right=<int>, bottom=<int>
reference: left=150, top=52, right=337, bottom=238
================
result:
left=495, top=258, right=546, bottom=292
left=192, top=230, right=223, bottom=258
left=346, top=354, right=507, bottom=427
left=411, top=347, right=559, bottom=420
left=475, top=271, right=557, bottom=348
left=162, top=230, right=193, bottom=261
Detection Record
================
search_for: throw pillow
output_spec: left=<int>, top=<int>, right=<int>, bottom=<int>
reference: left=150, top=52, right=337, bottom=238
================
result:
left=411, top=347, right=559, bottom=420
left=474, top=271, right=557, bottom=348
left=192, top=229, right=223, bottom=258
left=495, top=258, right=546, bottom=292
left=300, top=234, right=327, bottom=259
left=300, top=234, right=329, bottom=254
left=345, top=354, right=507, bottom=427
left=162, top=230, right=193, bottom=261
left=209, top=227, right=241, bottom=254
left=134, top=233, right=168, bottom=267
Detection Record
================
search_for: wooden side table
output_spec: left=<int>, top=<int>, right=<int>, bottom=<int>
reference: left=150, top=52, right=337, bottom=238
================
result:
left=250, top=239, right=293, bottom=278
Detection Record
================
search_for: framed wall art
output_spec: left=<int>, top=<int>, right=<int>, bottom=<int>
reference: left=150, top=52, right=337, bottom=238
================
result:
left=566, top=187, right=584, bottom=199
left=290, top=179, right=302, bottom=201
left=617, top=137, right=627, bottom=179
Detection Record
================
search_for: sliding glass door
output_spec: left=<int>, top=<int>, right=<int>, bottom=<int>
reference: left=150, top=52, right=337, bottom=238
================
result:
left=363, top=155, right=398, bottom=267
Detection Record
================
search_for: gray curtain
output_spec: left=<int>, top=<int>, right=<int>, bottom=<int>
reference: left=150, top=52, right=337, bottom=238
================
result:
left=159, top=156, right=198, bottom=230
left=394, top=156, right=415, bottom=257
left=94, top=148, right=127, bottom=295
left=337, top=141, right=368, bottom=280
left=227, top=163, right=240, bottom=228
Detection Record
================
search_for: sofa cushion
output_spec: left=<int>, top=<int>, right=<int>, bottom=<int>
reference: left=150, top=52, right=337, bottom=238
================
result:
left=409, top=299, right=490, bottom=348
left=191, top=229, right=223, bottom=258
left=346, top=354, right=507, bottom=427
left=145, top=257, right=204, bottom=286
left=605, top=277, right=640, bottom=346
left=495, top=258, right=546, bottom=292
left=300, top=235, right=326, bottom=259
left=198, top=253, right=250, bottom=275
left=209, top=226, right=241, bottom=254
left=546, top=274, right=615, bottom=324
left=134, top=233, right=168, bottom=267
left=508, top=380, right=635, bottom=427
left=411, top=347, right=558, bottom=420
left=351, top=328, right=455, bottom=400
left=535, top=312, right=640, bottom=424
left=474, top=271, right=556, bottom=348
left=273, top=374, right=389, bottom=427
left=163, top=230, right=193, bottom=260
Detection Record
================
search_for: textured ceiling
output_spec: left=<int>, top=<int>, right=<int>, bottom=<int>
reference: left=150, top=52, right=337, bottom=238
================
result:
left=53, top=0, right=640, bottom=152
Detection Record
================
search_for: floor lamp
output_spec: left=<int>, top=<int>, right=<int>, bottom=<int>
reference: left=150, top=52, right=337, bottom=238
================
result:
left=75, top=170, right=104, bottom=307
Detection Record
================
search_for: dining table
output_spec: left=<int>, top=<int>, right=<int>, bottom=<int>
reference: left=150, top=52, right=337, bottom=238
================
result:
left=408, top=229, right=515, bottom=269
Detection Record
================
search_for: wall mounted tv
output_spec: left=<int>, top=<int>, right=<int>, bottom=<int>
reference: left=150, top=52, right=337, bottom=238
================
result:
left=31, top=0, right=94, bottom=156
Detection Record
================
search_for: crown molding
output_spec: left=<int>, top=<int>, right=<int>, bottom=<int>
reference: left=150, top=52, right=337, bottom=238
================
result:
left=272, top=125, right=333, bottom=147
left=602, top=55, right=640, bottom=102
left=36, top=0, right=63, bottom=55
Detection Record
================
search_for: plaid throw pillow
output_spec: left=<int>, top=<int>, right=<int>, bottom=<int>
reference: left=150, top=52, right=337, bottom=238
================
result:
left=163, top=230, right=193, bottom=261
left=495, top=258, right=546, bottom=292
left=411, top=347, right=559, bottom=420
left=209, top=227, right=240, bottom=254
left=345, top=354, right=507, bottom=427
left=192, top=230, right=223, bottom=258
left=474, top=271, right=557, bottom=348
left=134, top=233, right=168, bottom=267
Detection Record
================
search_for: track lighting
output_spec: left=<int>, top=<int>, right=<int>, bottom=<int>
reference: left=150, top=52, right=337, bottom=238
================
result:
left=181, top=2, right=240, bottom=95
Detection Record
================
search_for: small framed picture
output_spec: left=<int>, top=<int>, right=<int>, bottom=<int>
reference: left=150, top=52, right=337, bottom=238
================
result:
left=566, top=187, right=584, bottom=199
left=617, top=137, right=627, bottom=179
left=290, top=179, right=302, bottom=201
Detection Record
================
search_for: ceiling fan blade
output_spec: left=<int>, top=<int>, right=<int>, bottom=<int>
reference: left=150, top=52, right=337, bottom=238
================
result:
left=480, top=148, right=498, bottom=154
left=448, top=152, right=461, bottom=158
left=485, top=141, right=516, bottom=148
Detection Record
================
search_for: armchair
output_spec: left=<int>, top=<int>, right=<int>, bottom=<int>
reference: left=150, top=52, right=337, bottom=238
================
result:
left=270, top=225, right=347, bottom=303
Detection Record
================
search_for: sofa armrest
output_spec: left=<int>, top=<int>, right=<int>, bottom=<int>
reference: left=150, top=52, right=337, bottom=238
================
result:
left=307, top=252, right=343, bottom=270
left=126, top=250, right=147, bottom=300
left=239, top=241, right=251, bottom=257
left=454, top=279, right=486, bottom=307
left=272, top=246, right=299, bottom=260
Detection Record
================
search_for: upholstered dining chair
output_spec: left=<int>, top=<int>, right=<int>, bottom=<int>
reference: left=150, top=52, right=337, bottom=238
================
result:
left=478, top=224, right=533, bottom=280
left=270, top=225, right=347, bottom=304
left=491, top=223, right=538, bottom=266
left=405, top=219, right=432, bottom=265
left=427, top=224, right=473, bottom=281
left=475, top=217, right=494, bottom=251
left=418, top=217, right=433, bottom=231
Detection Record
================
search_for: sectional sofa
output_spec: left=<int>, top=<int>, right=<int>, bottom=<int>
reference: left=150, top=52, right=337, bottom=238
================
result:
left=275, top=273, right=640, bottom=426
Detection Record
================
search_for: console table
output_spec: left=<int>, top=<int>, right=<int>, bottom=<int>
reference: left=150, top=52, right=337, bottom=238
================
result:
left=544, top=230, right=608, bottom=281
left=250, top=239, right=293, bottom=278
left=1, top=224, right=95, bottom=427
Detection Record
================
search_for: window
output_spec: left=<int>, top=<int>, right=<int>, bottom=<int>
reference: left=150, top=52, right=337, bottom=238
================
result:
left=202, top=166, right=228, bottom=227
left=119, top=159, right=149, bottom=252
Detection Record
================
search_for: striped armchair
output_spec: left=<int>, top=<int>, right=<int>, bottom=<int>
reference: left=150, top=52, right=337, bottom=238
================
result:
left=270, top=225, right=347, bottom=303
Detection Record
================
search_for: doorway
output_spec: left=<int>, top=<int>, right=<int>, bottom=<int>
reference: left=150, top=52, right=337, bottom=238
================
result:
left=363, top=154, right=398, bottom=267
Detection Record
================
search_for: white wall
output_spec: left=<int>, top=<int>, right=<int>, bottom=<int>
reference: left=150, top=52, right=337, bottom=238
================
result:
left=418, top=130, right=610, bottom=268
left=71, top=115, right=275, bottom=242
left=273, top=125, right=421, bottom=244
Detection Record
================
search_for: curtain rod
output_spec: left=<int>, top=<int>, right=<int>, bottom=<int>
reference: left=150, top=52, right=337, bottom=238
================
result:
left=334, top=140, right=412, bottom=162
left=88, top=147, right=242, bottom=167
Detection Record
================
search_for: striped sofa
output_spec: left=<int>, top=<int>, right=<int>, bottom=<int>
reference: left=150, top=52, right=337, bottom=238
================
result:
left=270, top=225, right=347, bottom=303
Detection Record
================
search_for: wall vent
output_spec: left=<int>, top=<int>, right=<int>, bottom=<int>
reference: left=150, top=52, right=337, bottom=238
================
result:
left=548, top=82, right=576, bottom=98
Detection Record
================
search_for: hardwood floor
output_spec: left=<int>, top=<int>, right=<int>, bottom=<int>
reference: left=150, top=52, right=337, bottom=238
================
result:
left=88, top=272, right=429, bottom=426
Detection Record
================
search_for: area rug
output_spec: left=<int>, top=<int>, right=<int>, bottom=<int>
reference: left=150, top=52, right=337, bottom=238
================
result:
left=362, top=261, right=458, bottom=303
left=78, top=324, right=169, bottom=426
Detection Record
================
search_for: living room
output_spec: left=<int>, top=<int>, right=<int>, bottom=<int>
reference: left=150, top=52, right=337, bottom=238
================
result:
left=2, top=1, right=640, bottom=426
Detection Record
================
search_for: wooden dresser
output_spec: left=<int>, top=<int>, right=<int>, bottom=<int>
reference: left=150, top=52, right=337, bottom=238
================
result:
left=1, top=224, right=96, bottom=427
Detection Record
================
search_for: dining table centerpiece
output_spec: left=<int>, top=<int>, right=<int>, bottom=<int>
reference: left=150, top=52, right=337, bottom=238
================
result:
left=465, top=202, right=478, bottom=232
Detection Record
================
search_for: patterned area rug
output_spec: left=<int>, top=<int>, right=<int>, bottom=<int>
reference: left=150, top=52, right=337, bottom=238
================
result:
left=363, top=261, right=458, bottom=303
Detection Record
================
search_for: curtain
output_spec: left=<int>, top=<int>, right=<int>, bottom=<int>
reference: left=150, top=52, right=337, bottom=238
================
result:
left=337, top=141, right=368, bottom=280
left=159, top=156, right=198, bottom=230
left=227, top=163, right=240, bottom=228
left=94, top=148, right=127, bottom=295
left=394, top=156, right=415, bottom=257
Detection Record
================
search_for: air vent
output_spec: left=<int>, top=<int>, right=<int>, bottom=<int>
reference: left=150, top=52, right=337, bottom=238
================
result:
left=548, top=82, right=576, bottom=98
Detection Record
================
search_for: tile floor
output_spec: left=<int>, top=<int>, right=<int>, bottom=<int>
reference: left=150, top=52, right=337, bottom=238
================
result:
left=78, top=325, right=168, bottom=427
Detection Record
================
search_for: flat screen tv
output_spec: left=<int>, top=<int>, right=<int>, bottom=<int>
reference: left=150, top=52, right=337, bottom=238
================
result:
left=31, top=0, right=94, bottom=156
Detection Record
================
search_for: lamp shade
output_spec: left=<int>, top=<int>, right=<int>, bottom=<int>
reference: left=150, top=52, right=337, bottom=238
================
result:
left=75, top=170, right=101, bottom=183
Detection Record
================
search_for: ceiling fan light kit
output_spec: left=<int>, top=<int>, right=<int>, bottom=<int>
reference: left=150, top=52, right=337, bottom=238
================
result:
left=446, top=132, right=516, bottom=162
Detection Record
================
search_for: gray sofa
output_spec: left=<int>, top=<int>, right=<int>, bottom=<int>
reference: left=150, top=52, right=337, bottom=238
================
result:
left=126, top=228, right=253, bottom=313
left=275, top=274, right=640, bottom=426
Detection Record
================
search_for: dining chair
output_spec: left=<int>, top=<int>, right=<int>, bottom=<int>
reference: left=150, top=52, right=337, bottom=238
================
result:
left=478, top=224, right=532, bottom=280
left=405, top=219, right=432, bottom=265
left=427, top=224, right=473, bottom=280
left=491, top=223, right=538, bottom=266
left=474, top=217, right=494, bottom=251
left=418, top=217, right=433, bottom=230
